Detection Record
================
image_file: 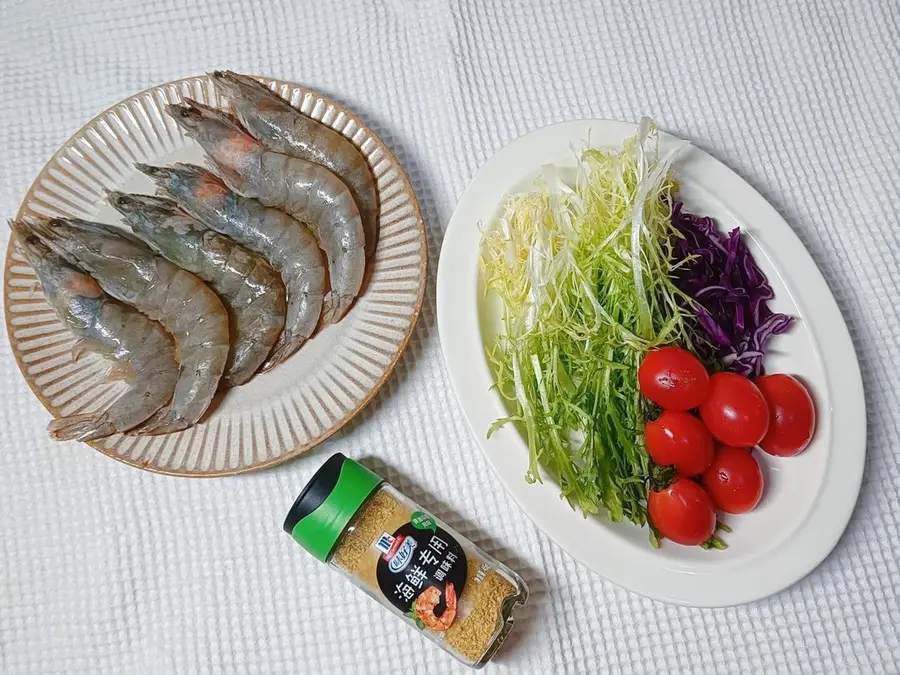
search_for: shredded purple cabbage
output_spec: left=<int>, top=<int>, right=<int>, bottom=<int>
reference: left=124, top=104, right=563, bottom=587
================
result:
left=671, top=201, right=793, bottom=378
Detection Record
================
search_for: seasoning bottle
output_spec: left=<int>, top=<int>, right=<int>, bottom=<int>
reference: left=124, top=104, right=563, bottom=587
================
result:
left=283, top=453, right=529, bottom=668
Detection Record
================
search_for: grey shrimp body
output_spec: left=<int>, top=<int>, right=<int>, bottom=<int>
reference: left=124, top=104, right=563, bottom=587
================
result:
left=109, top=191, right=286, bottom=385
left=11, top=222, right=178, bottom=441
left=166, top=100, right=364, bottom=323
left=138, top=162, right=327, bottom=367
left=210, top=70, right=379, bottom=258
left=27, top=217, right=229, bottom=434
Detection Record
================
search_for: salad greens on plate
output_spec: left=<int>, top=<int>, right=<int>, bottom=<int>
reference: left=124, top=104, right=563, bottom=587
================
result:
left=480, top=119, right=792, bottom=536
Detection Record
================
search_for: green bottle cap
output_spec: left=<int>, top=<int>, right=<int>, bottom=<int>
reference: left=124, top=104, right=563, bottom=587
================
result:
left=282, top=453, right=383, bottom=562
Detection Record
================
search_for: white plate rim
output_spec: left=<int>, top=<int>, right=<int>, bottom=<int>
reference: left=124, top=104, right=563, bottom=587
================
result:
left=436, top=118, right=866, bottom=606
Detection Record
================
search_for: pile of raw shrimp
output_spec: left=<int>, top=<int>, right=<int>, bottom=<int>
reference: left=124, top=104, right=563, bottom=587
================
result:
left=11, top=72, right=378, bottom=442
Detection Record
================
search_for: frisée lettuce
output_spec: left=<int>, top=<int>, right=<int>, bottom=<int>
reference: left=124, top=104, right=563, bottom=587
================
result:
left=480, top=119, right=701, bottom=525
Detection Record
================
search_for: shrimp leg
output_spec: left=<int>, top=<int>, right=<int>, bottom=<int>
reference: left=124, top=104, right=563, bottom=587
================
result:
left=166, top=99, right=364, bottom=324
left=26, top=217, right=230, bottom=434
left=108, top=191, right=286, bottom=386
left=10, top=221, right=178, bottom=441
left=210, top=70, right=379, bottom=258
left=137, top=163, right=326, bottom=368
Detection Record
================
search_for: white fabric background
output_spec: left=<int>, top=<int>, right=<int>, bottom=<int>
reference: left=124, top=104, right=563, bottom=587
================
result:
left=1, top=0, right=898, bottom=673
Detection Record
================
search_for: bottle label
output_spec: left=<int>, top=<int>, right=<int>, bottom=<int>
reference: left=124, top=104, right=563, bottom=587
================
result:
left=375, top=511, right=467, bottom=631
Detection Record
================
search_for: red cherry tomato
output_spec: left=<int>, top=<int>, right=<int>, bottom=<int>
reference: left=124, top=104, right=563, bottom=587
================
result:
left=756, top=374, right=816, bottom=457
left=638, top=346, right=709, bottom=411
left=702, top=446, right=764, bottom=514
left=648, top=476, right=716, bottom=546
left=699, top=372, right=769, bottom=447
left=645, top=411, right=715, bottom=476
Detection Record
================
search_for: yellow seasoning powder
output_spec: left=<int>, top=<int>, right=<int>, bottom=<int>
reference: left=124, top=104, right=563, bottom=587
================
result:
left=332, top=488, right=523, bottom=666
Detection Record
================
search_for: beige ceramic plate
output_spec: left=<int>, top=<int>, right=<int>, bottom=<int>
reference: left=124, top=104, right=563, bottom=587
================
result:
left=4, top=75, right=426, bottom=476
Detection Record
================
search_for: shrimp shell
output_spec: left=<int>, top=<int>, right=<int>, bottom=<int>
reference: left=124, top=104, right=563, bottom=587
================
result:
left=166, top=99, right=364, bottom=324
left=108, top=191, right=286, bottom=386
left=26, top=217, right=230, bottom=434
left=10, top=221, right=178, bottom=441
left=210, top=70, right=379, bottom=258
left=138, top=162, right=326, bottom=368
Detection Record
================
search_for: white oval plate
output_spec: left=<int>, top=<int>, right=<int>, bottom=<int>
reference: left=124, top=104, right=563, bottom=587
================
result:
left=437, top=119, right=866, bottom=606
left=5, top=75, right=427, bottom=476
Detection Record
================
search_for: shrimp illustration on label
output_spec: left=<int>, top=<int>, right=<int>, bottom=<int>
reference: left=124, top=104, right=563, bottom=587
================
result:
left=413, top=583, right=458, bottom=632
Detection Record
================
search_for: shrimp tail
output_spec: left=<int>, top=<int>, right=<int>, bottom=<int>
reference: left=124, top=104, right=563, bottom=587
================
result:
left=48, top=413, right=117, bottom=442
left=260, top=335, right=305, bottom=371
left=322, top=291, right=354, bottom=324
left=134, top=407, right=190, bottom=436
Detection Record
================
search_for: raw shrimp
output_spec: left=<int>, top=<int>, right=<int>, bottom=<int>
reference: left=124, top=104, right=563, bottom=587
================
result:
left=138, top=163, right=326, bottom=368
left=10, top=221, right=178, bottom=441
left=27, top=217, right=230, bottom=434
left=166, top=99, right=364, bottom=323
left=414, top=583, right=457, bottom=631
left=108, top=191, right=286, bottom=386
left=210, top=70, right=380, bottom=258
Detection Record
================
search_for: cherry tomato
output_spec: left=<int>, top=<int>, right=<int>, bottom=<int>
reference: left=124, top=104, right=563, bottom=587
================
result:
left=645, top=411, right=715, bottom=476
left=756, top=374, right=816, bottom=457
left=638, top=346, right=709, bottom=411
left=648, top=476, right=716, bottom=546
left=702, top=446, right=764, bottom=513
left=699, top=372, right=769, bottom=447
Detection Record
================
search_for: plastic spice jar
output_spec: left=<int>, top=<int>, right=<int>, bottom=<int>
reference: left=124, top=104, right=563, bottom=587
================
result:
left=283, top=453, right=529, bottom=668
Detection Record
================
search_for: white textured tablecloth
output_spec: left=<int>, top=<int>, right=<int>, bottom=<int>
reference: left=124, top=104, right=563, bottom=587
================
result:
left=1, top=1, right=898, bottom=673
